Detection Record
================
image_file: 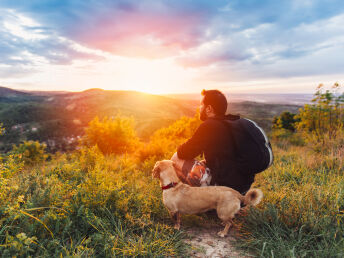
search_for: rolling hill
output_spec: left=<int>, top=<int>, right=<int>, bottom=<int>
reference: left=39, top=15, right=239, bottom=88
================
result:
left=0, top=86, right=301, bottom=152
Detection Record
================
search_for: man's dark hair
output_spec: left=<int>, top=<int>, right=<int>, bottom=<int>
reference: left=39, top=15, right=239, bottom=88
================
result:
left=201, top=89, right=227, bottom=115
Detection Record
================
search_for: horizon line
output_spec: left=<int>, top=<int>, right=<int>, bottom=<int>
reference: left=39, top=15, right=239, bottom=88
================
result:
left=0, top=85, right=316, bottom=95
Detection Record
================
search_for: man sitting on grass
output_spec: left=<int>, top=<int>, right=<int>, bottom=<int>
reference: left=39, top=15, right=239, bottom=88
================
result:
left=171, top=89, right=273, bottom=194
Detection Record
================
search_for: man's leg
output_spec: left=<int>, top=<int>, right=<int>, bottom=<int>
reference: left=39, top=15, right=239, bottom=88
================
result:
left=171, top=152, right=207, bottom=186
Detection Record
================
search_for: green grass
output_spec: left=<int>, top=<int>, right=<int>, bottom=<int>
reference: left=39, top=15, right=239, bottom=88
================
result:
left=0, top=147, right=187, bottom=257
left=236, top=142, right=344, bottom=257
left=1, top=115, right=343, bottom=257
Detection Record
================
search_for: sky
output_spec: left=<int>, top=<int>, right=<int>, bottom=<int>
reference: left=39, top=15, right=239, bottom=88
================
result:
left=0, top=0, right=344, bottom=94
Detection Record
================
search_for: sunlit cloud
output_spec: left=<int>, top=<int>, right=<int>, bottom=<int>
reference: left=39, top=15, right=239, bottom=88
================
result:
left=0, top=1, right=344, bottom=93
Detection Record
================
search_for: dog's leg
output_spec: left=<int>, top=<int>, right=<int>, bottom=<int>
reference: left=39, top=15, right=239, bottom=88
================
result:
left=174, top=212, right=181, bottom=230
left=217, top=220, right=232, bottom=237
left=170, top=211, right=181, bottom=230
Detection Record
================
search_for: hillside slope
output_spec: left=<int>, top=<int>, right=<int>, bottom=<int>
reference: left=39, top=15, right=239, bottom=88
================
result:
left=0, top=86, right=301, bottom=152
left=0, top=87, right=196, bottom=151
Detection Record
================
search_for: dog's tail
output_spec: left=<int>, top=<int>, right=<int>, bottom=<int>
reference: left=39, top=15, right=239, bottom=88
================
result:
left=243, top=188, right=263, bottom=207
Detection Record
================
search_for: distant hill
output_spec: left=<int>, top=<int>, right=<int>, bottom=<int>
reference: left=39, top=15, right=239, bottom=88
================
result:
left=45, top=88, right=198, bottom=138
left=0, top=86, right=30, bottom=96
left=0, top=87, right=197, bottom=151
left=227, top=101, right=301, bottom=131
left=167, top=93, right=313, bottom=105
left=0, top=86, right=302, bottom=152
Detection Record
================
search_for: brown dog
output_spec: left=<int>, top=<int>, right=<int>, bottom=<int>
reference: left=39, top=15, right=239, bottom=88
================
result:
left=152, top=160, right=263, bottom=237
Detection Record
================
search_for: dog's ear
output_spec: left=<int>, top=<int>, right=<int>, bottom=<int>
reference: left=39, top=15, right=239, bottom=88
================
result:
left=152, top=161, right=161, bottom=178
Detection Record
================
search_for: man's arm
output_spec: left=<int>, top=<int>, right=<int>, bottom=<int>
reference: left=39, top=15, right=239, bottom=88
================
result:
left=177, top=122, right=210, bottom=160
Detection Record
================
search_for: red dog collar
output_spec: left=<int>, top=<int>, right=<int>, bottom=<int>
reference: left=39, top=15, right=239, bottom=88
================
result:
left=161, top=182, right=178, bottom=190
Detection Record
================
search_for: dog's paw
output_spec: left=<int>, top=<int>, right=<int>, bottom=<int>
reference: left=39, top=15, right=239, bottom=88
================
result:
left=217, top=231, right=226, bottom=238
left=174, top=224, right=180, bottom=230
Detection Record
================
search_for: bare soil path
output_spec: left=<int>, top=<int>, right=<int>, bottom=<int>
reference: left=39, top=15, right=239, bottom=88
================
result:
left=182, top=217, right=251, bottom=258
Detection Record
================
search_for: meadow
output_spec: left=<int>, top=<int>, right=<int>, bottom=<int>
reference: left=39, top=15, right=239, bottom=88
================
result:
left=0, top=85, right=343, bottom=257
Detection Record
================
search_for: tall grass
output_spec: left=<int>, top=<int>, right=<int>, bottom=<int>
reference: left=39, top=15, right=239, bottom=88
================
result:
left=0, top=146, right=186, bottom=257
left=1, top=114, right=343, bottom=257
left=236, top=141, right=344, bottom=257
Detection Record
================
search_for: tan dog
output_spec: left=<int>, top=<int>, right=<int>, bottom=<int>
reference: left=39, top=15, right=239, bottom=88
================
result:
left=152, top=160, right=263, bottom=237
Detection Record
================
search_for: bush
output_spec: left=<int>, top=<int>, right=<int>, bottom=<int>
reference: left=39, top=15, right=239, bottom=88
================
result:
left=272, top=111, right=299, bottom=132
left=137, top=115, right=201, bottom=162
left=10, top=141, right=47, bottom=166
left=296, top=83, right=344, bottom=144
left=83, top=116, right=140, bottom=155
left=0, top=146, right=186, bottom=257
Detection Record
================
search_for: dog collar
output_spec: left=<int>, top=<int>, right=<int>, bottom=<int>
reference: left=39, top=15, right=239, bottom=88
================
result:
left=161, top=182, right=178, bottom=190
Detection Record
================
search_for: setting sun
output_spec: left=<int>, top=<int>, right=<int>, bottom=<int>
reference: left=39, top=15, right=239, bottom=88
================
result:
left=104, top=58, right=194, bottom=95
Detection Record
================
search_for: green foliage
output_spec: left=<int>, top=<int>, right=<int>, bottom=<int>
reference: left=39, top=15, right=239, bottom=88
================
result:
left=271, top=83, right=344, bottom=151
left=10, top=141, right=47, bottom=166
left=0, top=154, right=24, bottom=205
left=1, top=87, right=344, bottom=257
left=296, top=83, right=344, bottom=144
left=270, top=129, right=305, bottom=148
left=272, top=111, right=299, bottom=131
left=0, top=146, right=186, bottom=257
left=236, top=142, right=344, bottom=257
left=83, top=116, right=139, bottom=155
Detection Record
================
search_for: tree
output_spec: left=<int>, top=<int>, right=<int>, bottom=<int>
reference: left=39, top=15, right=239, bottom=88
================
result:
left=295, top=83, right=344, bottom=143
left=272, top=111, right=299, bottom=132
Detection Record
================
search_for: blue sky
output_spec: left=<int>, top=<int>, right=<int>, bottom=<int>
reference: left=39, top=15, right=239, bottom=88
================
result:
left=0, top=0, right=343, bottom=93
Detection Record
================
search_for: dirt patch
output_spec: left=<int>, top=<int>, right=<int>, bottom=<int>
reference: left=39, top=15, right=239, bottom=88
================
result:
left=182, top=216, right=250, bottom=258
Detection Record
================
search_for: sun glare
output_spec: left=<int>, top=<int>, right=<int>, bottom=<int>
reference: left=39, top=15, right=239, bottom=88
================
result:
left=110, top=58, right=192, bottom=95
left=20, top=55, right=197, bottom=94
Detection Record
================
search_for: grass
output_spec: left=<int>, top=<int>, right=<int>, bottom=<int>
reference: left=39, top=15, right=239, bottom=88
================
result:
left=236, top=141, right=344, bottom=257
left=0, top=147, right=187, bottom=257
left=0, top=115, right=343, bottom=257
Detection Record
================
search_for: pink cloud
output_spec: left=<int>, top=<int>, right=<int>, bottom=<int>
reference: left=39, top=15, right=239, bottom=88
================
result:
left=71, top=10, right=206, bottom=58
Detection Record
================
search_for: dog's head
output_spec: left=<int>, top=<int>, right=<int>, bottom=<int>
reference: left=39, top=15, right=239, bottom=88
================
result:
left=152, top=160, right=179, bottom=182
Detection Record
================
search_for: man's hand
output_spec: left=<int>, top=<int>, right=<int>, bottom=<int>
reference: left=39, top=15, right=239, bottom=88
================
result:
left=171, top=152, right=184, bottom=171
left=199, top=159, right=206, bottom=166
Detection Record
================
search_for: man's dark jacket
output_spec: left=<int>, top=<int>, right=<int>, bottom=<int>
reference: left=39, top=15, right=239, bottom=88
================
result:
left=177, top=114, right=255, bottom=193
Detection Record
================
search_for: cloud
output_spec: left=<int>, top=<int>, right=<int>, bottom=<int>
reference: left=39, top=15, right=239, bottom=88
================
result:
left=0, top=1, right=221, bottom=58
left=1, top=0, right=344, bottom=60
left=0, top=8, right=104, bottom=79
left=177, top=12, right=344, bottom=81
left=0, top=0, right=344, bottom=88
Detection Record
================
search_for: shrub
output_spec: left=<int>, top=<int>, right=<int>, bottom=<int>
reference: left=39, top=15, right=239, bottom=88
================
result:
left=137, top=115, right=201, bottom=162
left=10, top=141, right=47, bottom=166
left=0, top=146, right=185, bottom=257
left=272, top=111, right=299, bottom=132
left=83, top=116, right=140, bottom=155
left=296, top=83, right=344, bottom=144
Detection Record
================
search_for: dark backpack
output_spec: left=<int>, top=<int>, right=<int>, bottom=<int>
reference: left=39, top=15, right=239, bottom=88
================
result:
left=220, top=115, right=273, bottom=175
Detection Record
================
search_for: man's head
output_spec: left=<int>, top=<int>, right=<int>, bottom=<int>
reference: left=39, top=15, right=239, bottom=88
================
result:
left=200, top=89, right=227, bottom=121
